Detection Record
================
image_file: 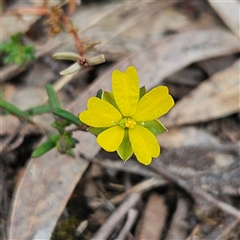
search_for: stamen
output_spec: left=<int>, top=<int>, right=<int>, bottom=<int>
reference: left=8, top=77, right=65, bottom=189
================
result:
left=119, top=118, right=136, bottom=129
left=125, top=118, right=136, bottom=129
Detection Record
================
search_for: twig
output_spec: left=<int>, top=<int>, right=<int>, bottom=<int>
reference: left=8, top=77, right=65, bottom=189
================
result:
left=89, top=177, right=165, bottom=210
left=80, top=154, right=157, bottom=178
left=90, top=193, right=140, bottom=240
left=109, top=177, right=166, bottom=206
left=205, top=216, right=239, bottom=240
left=165, top=198, right=189, bottom=240
left=82, top=155, right=240, bottom=219
left=185, top=224, right=200, bottom=240
left=89, top=178, right=167, bottom=209
left=2, top=132, right=25, bottom=154
left=0, top=125, right=23, bottom=154
left=115, top=209, right=138, bottom=240
left=149, top=162, right=240, bottom=219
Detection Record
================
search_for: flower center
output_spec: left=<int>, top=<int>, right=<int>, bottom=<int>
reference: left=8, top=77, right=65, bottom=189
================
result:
left=119, top=117, right=136, bottom=129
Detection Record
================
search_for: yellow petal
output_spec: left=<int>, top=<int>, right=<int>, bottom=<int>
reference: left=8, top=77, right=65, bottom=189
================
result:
left=97, top=126, right=124, bottom=152
left=129, top=125, right=160, bottom=165
left=79, top=97, right=122, bottom=127
left=132, top=86, right=174, bottom=121
left=112, top=66, right=139, bottom=116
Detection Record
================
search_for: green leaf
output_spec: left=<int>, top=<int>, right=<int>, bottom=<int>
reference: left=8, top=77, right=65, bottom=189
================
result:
left=48, top=133, right=59, bottom=143
left=46, top=84, right=61, bottom=110
left=11, top=33, right=22, bottom=44
left=140, top=119, right=167, bottom=135
left=71, top=137, right=80, bottom=144
left=1, top=33, right=35, bottom=66
left=55, top=117, right=71, bottom=128
left=102, top=91, right=119, bottom=110
left=88, top=127, right=108, bottom=136
left=51, top=122, right=64, bottom=134
left=32, top=140, right=55, bottom=158
left=51, top=122, right=59, bottom=129
left=69, top=137, right=76, bottom=147
left=67, top=149, right=75, bottom=157
left=24, top=105, right=51, bottom=116
left=56, top=135, right=74, bottom=154
left=0, top=99, right=27, bottom=118
left=139, top=86, right=147, bottom=99
left=1, top=43, right=9, bottom=51
left=96, top=89, right=103, bottom=99
left=53, top=108, right=82, bottom=126
left=117, top=129, right=133, bottom=161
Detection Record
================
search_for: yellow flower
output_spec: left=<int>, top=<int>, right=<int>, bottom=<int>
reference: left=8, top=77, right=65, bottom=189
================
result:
left=79, top=66, right=174, bottom=165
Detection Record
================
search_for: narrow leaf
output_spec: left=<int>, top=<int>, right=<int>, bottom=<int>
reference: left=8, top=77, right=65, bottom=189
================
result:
left=60, top=62, right=81, bottom=75
left=48, top=133, right=59, bottom=143
left=88, top=54, right=105, bottom=66
left=52, top=52, right=81, bottom=61
left=54, top=108, right=82, bottom=126
left=32, top=140, right=55, bottom=158
left=24, top=105, right=51, bottom=116
left=0, top=99, right=27, bottom=118
left=46, top=84, right=61, bottom=110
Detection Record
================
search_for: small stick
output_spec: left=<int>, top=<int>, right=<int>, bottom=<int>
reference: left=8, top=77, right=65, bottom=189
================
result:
left=149, top=162, right=240, bottom=219
left=116, top=209, right=138, bottom=240
left=88, top=177, right=165, bottom=209
left=185, top=224, right=200, bottom=240
left=165, top=198, right=189, bottom=240
left=109, top=177, right=165, bottom=205
left=80, top=154, right=157, bottom=178
left=205, top=216, right=239, bottom=240
left=90, top=193, right=140, bottom=240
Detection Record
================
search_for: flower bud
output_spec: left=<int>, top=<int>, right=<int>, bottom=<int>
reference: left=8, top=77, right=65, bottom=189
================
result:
left=56, top=135, right=74, bottom=154
left=55, top=116, right=71, bottom=128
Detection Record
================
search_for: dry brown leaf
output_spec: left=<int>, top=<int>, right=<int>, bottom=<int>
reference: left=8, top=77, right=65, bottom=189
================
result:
left=161, top=59, right=240, bottom=127
left=197, top=55, right=239, bottom=76
left=83, top=2, right=189, bottom=58
left=7, top=151, right=89, bottom=239
left=7, top=87, right=46, bottom=110
left=0, top=2, right=116, bottom=82
left=208, top=1, right=240, bottom=38
left=70, top=28, right=240, bottom=156
left=158, top=127, right=221, bottom=149
left=61, top=2, right=221, bottom=61
left=7, top=27, right=240, bottom=239
left=165, top=198, right=189, bottom=240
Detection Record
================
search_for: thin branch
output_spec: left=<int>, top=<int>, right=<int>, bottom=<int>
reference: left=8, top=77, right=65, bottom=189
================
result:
left=90, top=193, right=140, bottom=240
left=149, top=162, right=240, bottom=220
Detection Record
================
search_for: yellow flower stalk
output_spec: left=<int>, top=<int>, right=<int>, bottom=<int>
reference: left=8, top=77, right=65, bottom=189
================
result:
left=79, top=66, right=174, bottom=165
